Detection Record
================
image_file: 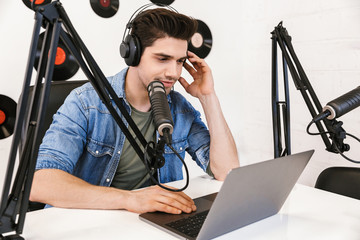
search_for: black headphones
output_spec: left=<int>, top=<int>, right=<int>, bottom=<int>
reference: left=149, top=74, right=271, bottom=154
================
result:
left=119, top=3, right=178, bottom=66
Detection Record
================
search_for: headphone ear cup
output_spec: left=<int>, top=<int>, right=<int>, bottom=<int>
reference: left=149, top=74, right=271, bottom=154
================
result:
left=120, top=40, right=129, bottom=59
left=120, top=34, right=141, bottom=66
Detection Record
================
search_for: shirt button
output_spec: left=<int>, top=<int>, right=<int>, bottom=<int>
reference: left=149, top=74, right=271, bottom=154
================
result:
left=179, top=147, right=183, bottom=151
left=95, top=150, right=99, bottom=154
left=106, top=178, right=110, bottom=182
left=118, top=151, right=121, bottom=154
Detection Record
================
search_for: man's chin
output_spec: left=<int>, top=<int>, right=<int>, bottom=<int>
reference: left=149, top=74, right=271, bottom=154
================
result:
left=165, top=88, right=172, bottom=95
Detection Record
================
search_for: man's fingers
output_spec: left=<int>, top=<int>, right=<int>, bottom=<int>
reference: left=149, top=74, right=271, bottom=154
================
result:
left=185, top=56, right=209, bottom=77
left=187, top=50, right=198, bottom=58
left=153, top=202, right=182, bottom=214
left=183, top=61, right=197, bottom=76
left=156, top=194, right=194, bottom=214
left=155, top=186, right=196, bottom=213
left=178, top=77, right=190, bottom=92
left=128, top=185, right=197, bottom=214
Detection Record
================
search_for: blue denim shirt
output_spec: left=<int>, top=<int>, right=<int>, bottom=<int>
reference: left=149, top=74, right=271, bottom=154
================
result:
left=36, top=68, right=211, bottom=186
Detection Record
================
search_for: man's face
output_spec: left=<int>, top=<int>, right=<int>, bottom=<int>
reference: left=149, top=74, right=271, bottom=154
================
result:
left=135, top=37, right=188, bottom=94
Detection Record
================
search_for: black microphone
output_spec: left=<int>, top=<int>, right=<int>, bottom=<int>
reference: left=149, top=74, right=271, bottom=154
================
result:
left=313, top=86, right=360, bottom=122
left=147, top=81, right=173, bottom=144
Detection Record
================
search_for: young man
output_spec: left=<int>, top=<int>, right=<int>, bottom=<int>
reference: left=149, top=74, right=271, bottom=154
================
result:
left=30, top=8, right=239, bottom=214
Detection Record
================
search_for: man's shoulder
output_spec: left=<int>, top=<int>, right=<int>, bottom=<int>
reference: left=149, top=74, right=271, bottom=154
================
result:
left=73, top=68, right=128, bottom=99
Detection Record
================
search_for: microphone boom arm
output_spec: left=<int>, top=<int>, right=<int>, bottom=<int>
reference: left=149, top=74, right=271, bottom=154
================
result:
left=271, top=21, right=349, bottom=158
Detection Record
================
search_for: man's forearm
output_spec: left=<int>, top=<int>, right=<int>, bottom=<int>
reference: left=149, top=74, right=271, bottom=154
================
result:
left=30, top=169, right=197, bottom=214
left=30, top=169, right=128, bottom=210
left=199, top=93, right=239, bottom=180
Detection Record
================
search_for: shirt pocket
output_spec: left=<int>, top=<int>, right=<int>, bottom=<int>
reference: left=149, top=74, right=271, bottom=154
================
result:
left=164, top=138, right=188, bottom=155
left=79, top=139, right=115, bottom=185
left=86, top=139, right=115, bottom=158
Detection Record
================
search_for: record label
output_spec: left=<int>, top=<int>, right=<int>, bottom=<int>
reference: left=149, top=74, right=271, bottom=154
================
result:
left=54, top=47, right=66, bottom=65
left=191, top=33, right=204, bottom=48
left=100, top=0, right=111, bottom=8
left=90, top=0, right=119, bottom=18
left=22, top=0, right=51, bottom=10
left=0, top=95, right=17, bottom=139
left=0, top=110, right=5, bottom=125
left=188, top=19, right=212, bottom=59
left=34, top=32, right=79, bottom=81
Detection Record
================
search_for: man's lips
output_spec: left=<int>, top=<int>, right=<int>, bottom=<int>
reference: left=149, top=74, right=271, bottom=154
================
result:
left=160, top=80, right=175, bottom=88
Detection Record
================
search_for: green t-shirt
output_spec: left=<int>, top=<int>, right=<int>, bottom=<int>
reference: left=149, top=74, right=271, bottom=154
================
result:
left=110, top=105, right=156, bottom=190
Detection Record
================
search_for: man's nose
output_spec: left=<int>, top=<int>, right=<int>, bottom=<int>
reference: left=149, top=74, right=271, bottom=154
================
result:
left=165, top=62, right=180, bottom=79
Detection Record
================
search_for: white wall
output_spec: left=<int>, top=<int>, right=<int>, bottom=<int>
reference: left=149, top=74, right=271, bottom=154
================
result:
left=1, top=0, right=360, bottom=195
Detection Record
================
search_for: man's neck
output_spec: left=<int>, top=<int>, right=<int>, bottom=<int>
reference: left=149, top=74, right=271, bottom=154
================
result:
left=125, top=67, right=151, bottom=112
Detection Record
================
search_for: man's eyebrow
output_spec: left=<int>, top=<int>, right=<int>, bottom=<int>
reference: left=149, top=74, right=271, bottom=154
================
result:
left=153, top=53, right=188, bottom=60
left=179, top=56, right=188, bottom=61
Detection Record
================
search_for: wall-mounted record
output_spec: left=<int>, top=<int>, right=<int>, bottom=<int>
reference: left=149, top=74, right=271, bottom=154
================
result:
left=34, top=32, right=79, bottom=81
left=150, top=0, right=175, bottom=5
left=22, top=0, right=51, bottom=10
left=90, top=0, right=119, bottom=18
left=0, top=95, right=17, bottom=139
left=188, top=19, right=212, bottom=59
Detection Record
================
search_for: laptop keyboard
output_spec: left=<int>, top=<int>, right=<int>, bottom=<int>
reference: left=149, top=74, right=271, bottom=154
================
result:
left=165, top=210, right=209, bottom=238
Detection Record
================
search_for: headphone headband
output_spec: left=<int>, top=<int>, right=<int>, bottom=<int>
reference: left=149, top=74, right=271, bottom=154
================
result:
left=121, top=3, right=178, bottom=42
left=120, top=3, right=178, bottom=66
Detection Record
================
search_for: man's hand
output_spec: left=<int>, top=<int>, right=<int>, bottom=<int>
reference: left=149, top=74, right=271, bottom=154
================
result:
left=178, top=51, right=215, bottom=100
left=125, top=185, right=197, bottom=214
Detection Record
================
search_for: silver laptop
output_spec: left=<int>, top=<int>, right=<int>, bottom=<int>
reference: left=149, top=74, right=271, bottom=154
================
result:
left=139, top=150, right=314, bottom=240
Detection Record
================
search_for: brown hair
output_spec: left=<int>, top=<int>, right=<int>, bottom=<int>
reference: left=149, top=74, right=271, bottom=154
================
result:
left=131, top=8, right=198, bottom=53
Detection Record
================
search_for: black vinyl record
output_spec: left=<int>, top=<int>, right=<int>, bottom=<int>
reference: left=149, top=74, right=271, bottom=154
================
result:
left=90, top=0, right=119, bottom=18
left=150, top=0, right=175, bottom=5
left=0, top=95, right=17, bottom=139
left=188, top=19, right=213, bottom=59
left=34, top=32, right=79, bottom=81
left=22, top=0, right=51, bottom=10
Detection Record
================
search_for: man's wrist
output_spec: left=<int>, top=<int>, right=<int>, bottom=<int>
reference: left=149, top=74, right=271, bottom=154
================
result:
left=199, top=92, right=218, bottom=107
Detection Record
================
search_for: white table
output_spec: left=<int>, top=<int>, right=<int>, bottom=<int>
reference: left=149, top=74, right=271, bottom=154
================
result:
left=18, top=175, right=360, bottom=239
